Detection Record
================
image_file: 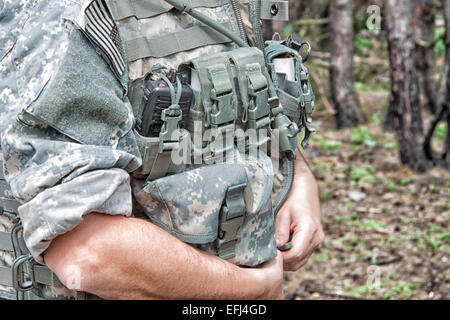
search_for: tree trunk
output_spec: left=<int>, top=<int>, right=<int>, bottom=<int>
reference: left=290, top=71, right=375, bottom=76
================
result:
left=262, top=20, right=285, bottom=41
left=290, top=0, right=304, bottom=36
left=444, top=0, right=450, bottom=168
left=329, top=0, right=363, bottom=128
left=385, top=0, right=429, bottom=172
left=413, top=0, right=438, bottom=113
left=439, top=0, right=450, bottom=168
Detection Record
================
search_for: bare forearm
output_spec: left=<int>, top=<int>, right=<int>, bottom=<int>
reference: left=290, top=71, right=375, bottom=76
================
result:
left=44, top=213, right=268, bottom=300
left=292, top=149, right=321, bottom=221
left=294, top=149, right=314, bottom=177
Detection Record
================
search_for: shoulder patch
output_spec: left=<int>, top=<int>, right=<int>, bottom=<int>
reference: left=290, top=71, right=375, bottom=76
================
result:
left=84, top=0, right=126, bottom=77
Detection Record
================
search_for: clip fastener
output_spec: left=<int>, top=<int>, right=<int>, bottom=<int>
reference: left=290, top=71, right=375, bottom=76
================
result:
left=158, top=105, right=182, bottom=153
left=217, top=183, right=247, bottom=260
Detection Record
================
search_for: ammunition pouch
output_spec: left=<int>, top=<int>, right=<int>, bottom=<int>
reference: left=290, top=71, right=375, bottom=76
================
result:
left=265, top=37, right=316, bottom=148
left=134, top=149, right=276, bottom=266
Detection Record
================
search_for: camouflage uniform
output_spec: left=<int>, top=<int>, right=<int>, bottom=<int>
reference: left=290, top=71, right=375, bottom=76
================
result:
left=0, top=0, right=278, bottom=299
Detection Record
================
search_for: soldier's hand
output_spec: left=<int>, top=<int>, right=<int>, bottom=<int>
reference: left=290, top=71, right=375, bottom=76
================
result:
left=249, top=251, right=284, bottom=299
left=275, top=150, right=324, bottom=271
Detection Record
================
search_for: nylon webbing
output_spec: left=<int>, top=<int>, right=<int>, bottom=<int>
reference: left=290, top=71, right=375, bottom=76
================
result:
left=260, top=0, right=289, bottom=21
left=0, top=266, right=13, bottom=287
left=0, top=198, right=19, bottom=213
left=107, top=0, right=231, bottom=20
left=0, top=231, right=28, bottom=253
left=0, top=264, right=60, bottom=287
left=125, top=24, right=232, bottom=61
left=0, top=232, right=13, bottom=252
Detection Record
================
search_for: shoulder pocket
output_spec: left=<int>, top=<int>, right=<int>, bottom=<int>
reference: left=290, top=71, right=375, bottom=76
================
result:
left=23, top=27, right=130, bottom=146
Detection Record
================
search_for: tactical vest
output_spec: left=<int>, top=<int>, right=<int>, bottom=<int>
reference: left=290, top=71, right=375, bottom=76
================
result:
left=0, top=0, right=315, bottom=299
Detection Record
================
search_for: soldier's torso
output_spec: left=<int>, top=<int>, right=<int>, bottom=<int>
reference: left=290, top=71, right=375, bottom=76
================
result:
left=0, top=0, right=313, bottom=300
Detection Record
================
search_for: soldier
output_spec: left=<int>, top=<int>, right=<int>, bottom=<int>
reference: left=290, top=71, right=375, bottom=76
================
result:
left=0, top=0, right=323, bottom=299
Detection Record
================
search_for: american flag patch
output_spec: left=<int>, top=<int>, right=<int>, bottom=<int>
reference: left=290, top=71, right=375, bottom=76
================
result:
left=84, top=0, right=126, bottom=76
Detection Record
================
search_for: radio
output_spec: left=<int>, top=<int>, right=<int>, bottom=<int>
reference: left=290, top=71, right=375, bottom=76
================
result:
left=135, top=73, right=193, bottom=137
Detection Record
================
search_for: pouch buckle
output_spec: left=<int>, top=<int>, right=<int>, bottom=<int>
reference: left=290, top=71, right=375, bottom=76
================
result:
left=217, top=183, right=247, bottom=260
left=300, top=67, right=315, bottom=115
left=207, top=64, right=236, bottom=157
left=246, top=63, right=271, bottom=148
left=158, top=105, right=182, bottom=153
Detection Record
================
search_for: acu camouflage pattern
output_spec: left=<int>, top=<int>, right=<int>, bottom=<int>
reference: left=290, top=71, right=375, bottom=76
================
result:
left=0, top=0, right=140, bottom=299
left=118, top=0, right=277, bottom=265
left=134, top=149, right=276, bottom=266
left=125, top=1, right=254, bottom=113
left=0, top=0, right=278, bottom=299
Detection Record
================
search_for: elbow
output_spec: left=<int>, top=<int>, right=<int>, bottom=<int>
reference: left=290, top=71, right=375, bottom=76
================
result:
left=43, top=213, right=125, bottom=295
left=55, top=250, right=104, bottom=293
left=44, top=237, right=109, bottom=294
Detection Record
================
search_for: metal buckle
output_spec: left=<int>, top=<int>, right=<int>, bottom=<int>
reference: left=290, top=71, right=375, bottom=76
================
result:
left=11, top=254, right=34, bottom=292
left=10, top=221, right=25, bottom=259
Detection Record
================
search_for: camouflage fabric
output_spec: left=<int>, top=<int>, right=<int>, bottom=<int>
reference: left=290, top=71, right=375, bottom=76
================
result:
left=0, top=0, right=142, bottom=264
left=134, top=148, right=276, bottom=266
left=125, top=5, right=241, bottom=80
left=0, top=0, right=278, bottom=299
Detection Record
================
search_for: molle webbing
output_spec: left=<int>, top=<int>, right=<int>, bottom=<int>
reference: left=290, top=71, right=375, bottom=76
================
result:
left=0, top=260, right=61, bottom=288
left=0, top=182, right=19, bottom=213
left=106, top=0, right=231, bottom=20
left=125, top=24, right=233, bottom=61
left=0, top=159, right=63, bottom=296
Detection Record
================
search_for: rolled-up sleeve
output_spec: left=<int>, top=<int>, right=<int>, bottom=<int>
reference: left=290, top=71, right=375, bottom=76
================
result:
left=1, top=118, right=141, bottom=263
left=0, top=0, right=142, bottom=263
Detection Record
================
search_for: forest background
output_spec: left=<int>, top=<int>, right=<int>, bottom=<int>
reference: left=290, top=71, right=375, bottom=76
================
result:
left=265, top=0, right=450, bottom=300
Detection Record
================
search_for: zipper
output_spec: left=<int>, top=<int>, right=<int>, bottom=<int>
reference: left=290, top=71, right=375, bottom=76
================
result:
left=229, top=0, right=248, bottom=45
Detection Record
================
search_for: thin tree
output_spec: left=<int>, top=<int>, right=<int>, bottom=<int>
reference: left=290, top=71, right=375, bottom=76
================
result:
left=262, top=20, right=285, bottom=41
left=385, top=0, right=429, bottom=172
left=424, top=0, right=450, bottom=169
left=413, top=0, right=438, bottom=114
left=329, top=0, right=363, bottom=128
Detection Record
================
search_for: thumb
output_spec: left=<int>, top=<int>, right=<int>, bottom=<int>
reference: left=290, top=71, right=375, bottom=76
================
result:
left=275, top=208, right=291, bottom=247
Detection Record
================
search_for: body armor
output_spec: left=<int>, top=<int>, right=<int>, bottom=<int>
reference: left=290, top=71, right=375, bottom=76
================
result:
left=0, top=0, right=315, bottom=299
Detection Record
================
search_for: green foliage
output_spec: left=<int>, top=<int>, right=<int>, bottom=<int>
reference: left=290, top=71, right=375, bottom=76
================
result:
left=434, top=28, right=446, bottom=57
left=388, top=282, right=418, bottom=299
left=316, top=136, right=342, bottom=151
left=320, top=192, right=332, bottom=200
left=387, top=181, right=398, bottom=191
left=398, top=178, right=412, bottom=186
left=350, top=166, right=375, bottom=181
left=385, top=140, right=399, bottom=150
left=351, top=125, right=373, bottom=144
left=312, top=252, right=329, bottom=262
left=369, top=110, right=386, bottom=126
left=284, top=23, right=293, bottom=39
left=363, top=220, right=387, bottom=229
left=354, top=34, right=373, bottom=55
left=435, top=123, right=448, bottom=140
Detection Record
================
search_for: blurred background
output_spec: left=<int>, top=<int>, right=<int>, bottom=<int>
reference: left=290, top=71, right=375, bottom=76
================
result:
left=264, top=0, right=449, bottom=300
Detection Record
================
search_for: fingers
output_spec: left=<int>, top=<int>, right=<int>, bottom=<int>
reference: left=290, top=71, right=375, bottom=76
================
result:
left=281, top=226, right=313, bottom=271
left=275, top=207, right=291, bottom=247
left=281, top=219, right=325, bottom=271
